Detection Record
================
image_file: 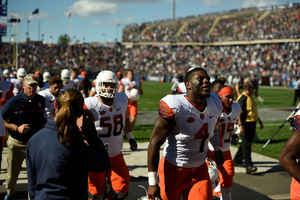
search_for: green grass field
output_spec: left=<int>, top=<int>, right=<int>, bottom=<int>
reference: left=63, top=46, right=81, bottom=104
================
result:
left=131, top=81, right=296, bottom=160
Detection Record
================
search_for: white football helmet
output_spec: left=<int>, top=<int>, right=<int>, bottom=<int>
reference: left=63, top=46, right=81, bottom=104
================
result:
left=43, top=71, right=51, bottom=82
left=17, top=68, right=27, bottom=83
left=3, top=69, right=9, bottom=77
left=206, top=158, right=220, bottom=189
left=95, top=70, right=118, bottom=98
left=61, top=69, right=70, bottom=81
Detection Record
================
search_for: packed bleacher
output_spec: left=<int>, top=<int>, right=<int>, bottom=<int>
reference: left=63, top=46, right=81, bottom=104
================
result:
left=1, top=2, right=299, bottom=88
left=122, top=3, right=300, bottom=43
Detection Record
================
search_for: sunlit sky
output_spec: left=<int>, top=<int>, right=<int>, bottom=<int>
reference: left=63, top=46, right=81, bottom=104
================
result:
left=4, top=0, right=299, bottom=43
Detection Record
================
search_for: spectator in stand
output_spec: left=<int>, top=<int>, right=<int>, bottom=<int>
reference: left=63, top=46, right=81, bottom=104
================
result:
left=118, top=69, right=143, bottom=126
left=26, top=89, right=110, bottom=200
left=79, top=71, right=92, bottom=98
left=2, top=74, right=46, bottom=199
left=38, top=76, right=63, bottom=120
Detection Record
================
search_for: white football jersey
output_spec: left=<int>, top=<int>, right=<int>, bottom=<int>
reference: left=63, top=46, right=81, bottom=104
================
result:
left=38, top=89, right=58, bottom=119
left=177, top=82, right=186, bottom=94
left=10, top=78, right=22, bottom=96
left=62, top=80, right=76, bottom=90
left=160, top=93, right=223, bottom=168
left=120, top=77, right=141, bottom=102
left=218, top=102, right=241, bottom=151
left=84, top=92, right=129, bottom=157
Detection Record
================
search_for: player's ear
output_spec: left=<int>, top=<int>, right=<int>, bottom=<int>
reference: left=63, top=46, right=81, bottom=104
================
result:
left=185, top=81, right=191, bottom=90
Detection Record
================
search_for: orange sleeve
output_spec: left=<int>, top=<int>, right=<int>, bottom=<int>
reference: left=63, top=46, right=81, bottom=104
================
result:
left=83, top=104, right=88, bottom=110
left=158, top=100, right=175, bottom=119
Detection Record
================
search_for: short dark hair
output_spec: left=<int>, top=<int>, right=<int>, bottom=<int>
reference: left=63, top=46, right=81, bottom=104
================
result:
left=49, top=76, right=63, bottom=86
left=243, top=81, right=253, bottom=90
left=184, top=68, right=207, bottom=83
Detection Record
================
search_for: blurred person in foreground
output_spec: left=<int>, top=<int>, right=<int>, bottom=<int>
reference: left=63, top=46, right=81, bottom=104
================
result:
left=147, top=68, right=224, bottom=200
left=79, top=71, right=92, bottom=98
left=85, top=70, right=137, bottom=200
left=0, top=68, right=14, bottom=172
left=26, top=89, right=110, bottom=200
left=208, top=86, right=241, bottom=200
left=38, top=76, right=63, bottom=120
left=233, top=81, right=263, bottom=174
left=118, top=69, right=143, bottom=126
left=280, top=110, right=300, bottom=200
left=2, top=74, right=46, bottom=199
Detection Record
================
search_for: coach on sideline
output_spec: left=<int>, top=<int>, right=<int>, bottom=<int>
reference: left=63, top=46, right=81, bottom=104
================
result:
left=1, top=74, right=46, bottom=200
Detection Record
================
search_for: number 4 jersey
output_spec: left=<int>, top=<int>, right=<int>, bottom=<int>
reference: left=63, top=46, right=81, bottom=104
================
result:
left=159, top=93, right=223, bottom=168
left=84, top=92, right=129, bottom=157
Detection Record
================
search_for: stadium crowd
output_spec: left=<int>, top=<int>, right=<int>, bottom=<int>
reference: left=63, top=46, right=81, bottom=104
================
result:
left=1, top=41, right=299, bottom=89
left=123, top=3, right=299, bottom=43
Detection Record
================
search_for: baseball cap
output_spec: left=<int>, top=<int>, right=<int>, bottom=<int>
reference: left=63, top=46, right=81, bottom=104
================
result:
left=23, top=74, right=38, bottom=85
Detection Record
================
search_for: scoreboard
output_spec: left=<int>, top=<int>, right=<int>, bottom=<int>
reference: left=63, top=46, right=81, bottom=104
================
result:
left=0, top=5, right=7, bottom=36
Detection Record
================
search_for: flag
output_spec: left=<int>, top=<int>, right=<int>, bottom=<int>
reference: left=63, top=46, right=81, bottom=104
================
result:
left=32, top=8, right=39, bottom=15
left=67, top=12, right=71, bottom=17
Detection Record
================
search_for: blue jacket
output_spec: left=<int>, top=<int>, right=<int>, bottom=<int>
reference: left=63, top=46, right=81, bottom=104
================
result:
left=26, top=119, right=110, bottom=200
left=1, top=91, right=46, bottom=143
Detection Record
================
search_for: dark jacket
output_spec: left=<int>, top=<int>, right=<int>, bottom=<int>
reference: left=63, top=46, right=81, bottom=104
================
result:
left=1, top=91, right=46, bottom=143
left=26, top=119, right=111, bottom=200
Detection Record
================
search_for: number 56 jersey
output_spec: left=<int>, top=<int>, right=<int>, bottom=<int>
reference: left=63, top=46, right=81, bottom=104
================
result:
left=159, top=93, right=223, bottom=168
left=84, top=92, right=129, bottom=157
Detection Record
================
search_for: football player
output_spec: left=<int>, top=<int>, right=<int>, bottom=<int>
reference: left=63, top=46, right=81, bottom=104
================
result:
left=208, top=86, right=241, bottom=200
left=147, top=67, right=224, bottom=200
left=118, top=69, right=143, bottom=126
left=280, top=109, right=300, bottom=200
left=38, top=76, right=63, bottom=120
left=60, top=69, right=76, bottom=90
left=10, top=68, right=27, bottom=96
left=84, top=70, right=137, bottom=200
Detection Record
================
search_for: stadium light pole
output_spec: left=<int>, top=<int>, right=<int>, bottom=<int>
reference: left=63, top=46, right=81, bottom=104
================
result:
left=27, top=20, right=30, bottom=40
left=102, top=33, right=106, bottom=42
left=172, top=0, right=175, bottom=21
left=116, top=23, right=121, bottom=42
